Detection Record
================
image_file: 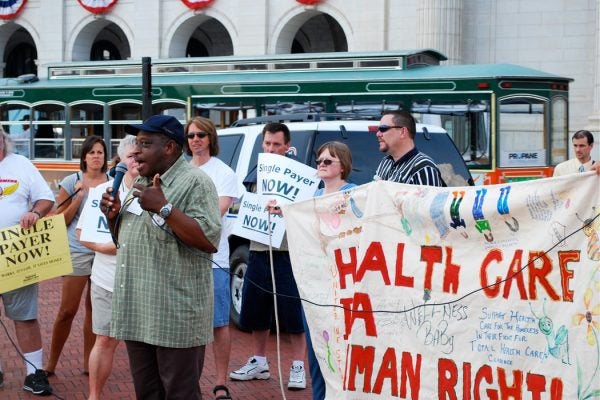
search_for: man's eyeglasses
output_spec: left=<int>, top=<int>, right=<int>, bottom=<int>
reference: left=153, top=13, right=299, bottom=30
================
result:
left=316, top=158, right=339, bottom=166
left=135, top=139, right=154, bottom=149
left=186, top=132, right=209, bottom=140
left=377, top=125, right=404, bottom=133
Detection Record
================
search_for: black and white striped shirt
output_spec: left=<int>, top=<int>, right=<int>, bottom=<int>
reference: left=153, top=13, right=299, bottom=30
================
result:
left=375, top=147, right=445, bottom=187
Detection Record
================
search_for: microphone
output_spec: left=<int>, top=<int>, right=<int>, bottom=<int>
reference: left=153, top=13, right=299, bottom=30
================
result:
left=111, top=162, right=128, bottom=195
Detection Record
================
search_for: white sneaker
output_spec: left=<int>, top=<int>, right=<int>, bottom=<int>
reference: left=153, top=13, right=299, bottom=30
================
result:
left=288, top=364, right=306, bottom=390
left=229, top=357, right=270, bottom=381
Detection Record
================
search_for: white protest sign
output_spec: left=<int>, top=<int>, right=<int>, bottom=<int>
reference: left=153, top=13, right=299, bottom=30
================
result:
left=257, top=153, right=319, bottom=204
left=231, top=192, right=285, bottom=247
left=79, top=185, right=112, bottom=243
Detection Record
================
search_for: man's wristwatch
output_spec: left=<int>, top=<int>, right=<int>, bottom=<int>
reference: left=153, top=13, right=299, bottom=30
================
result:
left=159, top=203, right=173, bottom=219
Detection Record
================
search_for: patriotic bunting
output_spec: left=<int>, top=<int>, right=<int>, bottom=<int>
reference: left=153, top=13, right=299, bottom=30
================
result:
left=0, top=0, right=27, bottom=20
left=77, top=0, right=117, bottom=14
left=296, top=0, right=321, bottom=5
left=181, top=0, right=215, bottom=10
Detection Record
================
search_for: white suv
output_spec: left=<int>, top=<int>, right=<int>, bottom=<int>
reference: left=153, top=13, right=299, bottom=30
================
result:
left=215, top=117, right=473, bottom=329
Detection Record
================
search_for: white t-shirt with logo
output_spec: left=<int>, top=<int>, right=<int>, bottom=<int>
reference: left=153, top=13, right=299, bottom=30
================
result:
left=0, top=153, right=54, bottom=229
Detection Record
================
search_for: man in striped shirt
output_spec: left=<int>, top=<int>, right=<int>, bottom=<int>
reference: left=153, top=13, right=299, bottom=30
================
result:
left=374, top=111, right=445, bottom=187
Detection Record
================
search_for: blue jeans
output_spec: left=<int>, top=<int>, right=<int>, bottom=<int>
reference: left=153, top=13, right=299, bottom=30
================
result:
left=303, top=309, right=325, bottom=400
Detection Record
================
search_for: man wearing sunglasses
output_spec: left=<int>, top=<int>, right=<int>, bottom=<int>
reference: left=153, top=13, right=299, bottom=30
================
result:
left=374, top=111, right=445, bottom=187
left=100, top=115, right=221, bottom=400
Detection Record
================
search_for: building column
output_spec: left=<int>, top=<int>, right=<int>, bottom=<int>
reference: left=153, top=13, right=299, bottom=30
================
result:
left=586, top=0, right=600, bottom=133
left=416, top=0, right=463, bottom=64
left=36, top=0, right=64, bottom=78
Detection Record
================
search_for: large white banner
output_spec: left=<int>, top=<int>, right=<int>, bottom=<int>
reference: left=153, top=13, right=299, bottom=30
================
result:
left=283, top=173, right=600, bottom=399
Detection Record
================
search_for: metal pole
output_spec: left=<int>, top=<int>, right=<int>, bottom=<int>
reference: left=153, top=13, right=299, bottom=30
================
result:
left=142, top=57, right=152, bottom=120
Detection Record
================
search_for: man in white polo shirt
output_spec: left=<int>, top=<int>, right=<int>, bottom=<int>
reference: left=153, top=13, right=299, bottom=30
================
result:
left=553, top=130, right=595, bottom=176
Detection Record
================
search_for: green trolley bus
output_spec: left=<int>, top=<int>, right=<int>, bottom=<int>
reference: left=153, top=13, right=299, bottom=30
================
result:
left=0, top=49, right=571, bottom=188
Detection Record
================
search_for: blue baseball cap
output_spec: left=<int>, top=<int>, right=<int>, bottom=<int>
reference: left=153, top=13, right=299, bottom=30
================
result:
left=125, top=115, right=185, bottom=145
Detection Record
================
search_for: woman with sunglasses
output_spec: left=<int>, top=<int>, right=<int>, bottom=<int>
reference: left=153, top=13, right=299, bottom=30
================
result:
left=308, top=141, right=356, bottom=400
left=313, top=141, right=355, bottom=196
left=265, top=141, right=355, bottom=398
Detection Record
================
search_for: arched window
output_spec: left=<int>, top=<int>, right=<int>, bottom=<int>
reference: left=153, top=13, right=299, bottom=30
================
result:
left=4, top=43, right=37, bottom=78
left=186, top=37, right=209, bottom=57
left=90, top=40, right=121, bottom=61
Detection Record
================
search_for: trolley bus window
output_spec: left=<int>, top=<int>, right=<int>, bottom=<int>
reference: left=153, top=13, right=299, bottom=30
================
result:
left=498, top=97, right=547, bottom=168
left=152, top=102, right=186, bottom=121
left=32, top=103, right=65, bottom=159
left=411, top=100, right=491, bottom=168
left=71, top=102, right=105, bottom=159
left=0, top=104, right=31, bottom=157
left=110, top=101, right=142, bottom=138
left=551, top=96, right=568, bottom=165
left=191, top=102, right=257, bottom=128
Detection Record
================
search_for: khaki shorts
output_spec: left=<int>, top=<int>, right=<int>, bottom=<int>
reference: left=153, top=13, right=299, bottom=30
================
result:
left=91, top=282, right=112, bottom=336
left=69, top=252, right=94, bottom=276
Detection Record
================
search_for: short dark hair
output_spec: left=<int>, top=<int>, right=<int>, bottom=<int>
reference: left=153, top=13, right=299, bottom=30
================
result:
left=80, top=135, right=108, bottom=173
left=262, top=122, right=290, bottom=143
left=184, top=117, right=219, bottom=157
left=384, top=111, right=417, bottom=139
left=316, top=141, right=353, bottom=180
left=572, top=130, right=594, bottom=145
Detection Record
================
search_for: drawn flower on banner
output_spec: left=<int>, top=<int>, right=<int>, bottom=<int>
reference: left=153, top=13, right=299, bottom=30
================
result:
left=181, top=0, right=215, bottom=9
left=572, top=287, right=600, bottom=346
left=0, top=0, right=27, bottom=20
left=77, top=0, right=118, bottom=14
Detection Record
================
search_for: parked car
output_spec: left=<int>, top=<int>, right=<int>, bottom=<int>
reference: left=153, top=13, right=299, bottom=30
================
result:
left=214, top=114, right=474, bottom=329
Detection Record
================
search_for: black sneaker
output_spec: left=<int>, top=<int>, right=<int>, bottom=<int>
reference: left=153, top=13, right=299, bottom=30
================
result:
left=23, top=369, right=52, bottom=396
left=0, top=369, right=4, bottom=388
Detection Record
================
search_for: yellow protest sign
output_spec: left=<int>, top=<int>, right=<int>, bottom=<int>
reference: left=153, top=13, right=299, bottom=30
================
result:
left=0, top=214, right=72, bottom=293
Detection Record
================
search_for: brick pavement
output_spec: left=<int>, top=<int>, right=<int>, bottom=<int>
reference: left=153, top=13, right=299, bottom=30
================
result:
left=0, top=277, right=311, bottom=399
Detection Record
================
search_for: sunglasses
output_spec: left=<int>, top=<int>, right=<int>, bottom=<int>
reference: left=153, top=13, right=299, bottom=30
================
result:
left=376, top=125, right=404, bottom=133
left=186, top=132, right=209, bottom=139
left=316, top=158, right=339, bottom=166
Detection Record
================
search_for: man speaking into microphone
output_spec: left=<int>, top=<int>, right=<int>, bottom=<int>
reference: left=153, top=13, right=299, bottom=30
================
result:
left=100, top=115, right=221, bottom=399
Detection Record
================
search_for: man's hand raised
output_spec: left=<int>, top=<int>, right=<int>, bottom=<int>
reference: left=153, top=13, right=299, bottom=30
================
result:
left=131, top=173, right=168, bottom=212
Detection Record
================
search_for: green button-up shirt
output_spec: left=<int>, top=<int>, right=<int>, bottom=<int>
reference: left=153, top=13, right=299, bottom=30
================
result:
left=112, top=156, right=221, bottom=348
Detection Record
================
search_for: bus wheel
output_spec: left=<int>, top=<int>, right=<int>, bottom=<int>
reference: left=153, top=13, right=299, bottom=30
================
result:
left=229, top=244, right=249, bottom=331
